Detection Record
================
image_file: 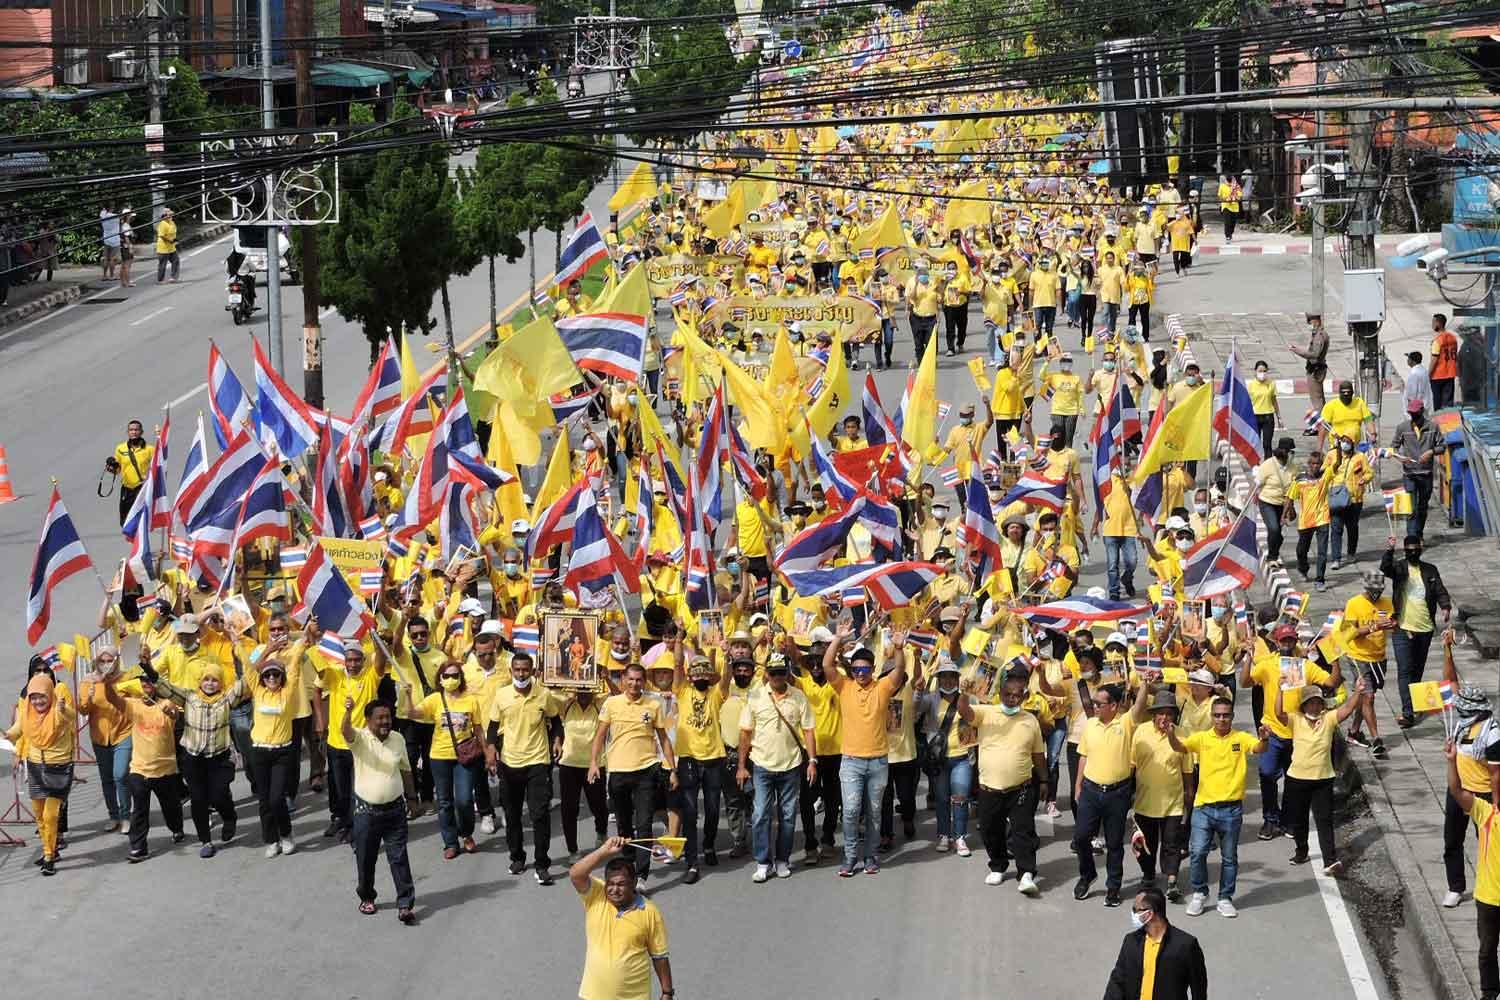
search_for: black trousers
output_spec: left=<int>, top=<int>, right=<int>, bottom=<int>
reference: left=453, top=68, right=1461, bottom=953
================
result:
left=1172, top=249, right=1192, bottom=274
left=401, top=720, right=435, bottom=802
left=676, top=755, right=723, bottom=867
left=118, top=484, right=142, bottom=526
left=800, top=753, right=842, bottom=850
left=942, top=303, right=968, bottom=350
left=326, top=746, right=355, bottom=834
left=1135, top=813, right=1183, bottom=881
left=1434, top=377, right=1456, bottom=410
left=1283, top=775, right=1336, bottom=862
left=1079, top=294, right=1097, bottom=334
left=609, top=768, right=659, bottom=879
left=879, top=759, right=919, bottom=839
left=352, top=798, right=415, bottom=908
left=127, top=772, right=184, bottom=854
left=1480, top=899, right=1500, bottom=997
left=978, top=782, right=1040, bottom=875
left=1444, top=789, right=1490, bottom=892
left=559, top=764, right=608, bottom=853
left=1256, top=413, right=1276, bottom=458
left=1224, top=209, right=1238, bottom=240
left=1127, top=302, right=1151, bottom=340
left=251, top=745, right=296, bottom=843
left=721, top=755, right=752, bottom=851
left=911, top=314, right=937, bottom=359
left=500, top=762, right=553, bottom=868
left=1066, top=743, right=1083, bottom=817
left=1074, top=778, right=1133, bottom=891
left=181, top=750, right=236, bottom=843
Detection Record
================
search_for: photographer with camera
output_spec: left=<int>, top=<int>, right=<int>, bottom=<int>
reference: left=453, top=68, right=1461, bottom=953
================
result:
left=103, top=419, right=154, bottom=525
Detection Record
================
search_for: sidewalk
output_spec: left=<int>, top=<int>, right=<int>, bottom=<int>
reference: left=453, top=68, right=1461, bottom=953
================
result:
left=1177, top=305, right=1489, bottom=1000
left=0, top=220, right=232, bottom=332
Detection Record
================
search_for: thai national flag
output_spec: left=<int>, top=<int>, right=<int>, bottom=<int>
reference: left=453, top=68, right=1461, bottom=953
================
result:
left=434, top=386, right=514, bottom=492
left=1441, top=681, right=1456, bottom=708
left=253, top=337, right=320, bottom=460
left=171, top=412, right=210, bottom=538
left=996, top=470, right=1068, bottom=512
left=557, top=312, right=648, bottom=382
left=783, top=561, right=944, bottom=610
left=963, top=462, right=1003, bottom=581
left=908, top=629, right=940, bottom=653
left=357, top=570, right=384, bottom=596
left=216, top=457, right=295, bottom=594
left=1181, top=513, right=1260, bottom=598
left=533, top=285, right=551, bottom=306
left=513, top=626, right=540, bottom=654
left=315, top=633, right=348, bottom=663
left=122, top=416, right=171, bottom=589
left=693, top=382, right=728, bottom=530
left=386, top=535, right=410, bottom=559
left=550, top=385, right=600, bottom=424
left=279, top=546, right=308, bottom=570
left=208, top=342, right=255, bottom=449
left=26, top=487, right=95, bottom=645
left=726, top=408, right=767, bottom=503
left=683, top=466, right=716, bottom=612
left=312, top=420, right=352, bottom=540
left=842, top=588, right=866, bottom=607
left=554, top=211, right=610, bottom=289
left=1212, top=349, right=1263, bottom=469
left=775, top=497, right=866, bottom=574
left=294, top=542, right=371, bottom=638
left=1011, top=595, right=1152, bottom=630
left=350, top=337, right=404, bottom=427
left=810, top=422, right=859, bottom=504
left=528, top=480, right=587, bottom=558
left=439, top=473, right=482, bottom=563
left=939, top=468, right=960, bottom=488
left=1234, top=602, right=1249, bottom=628
left=359, top=515, right=385, bottom=541
left=180, top=431, right=268, bottom=547
left=530, top=567, right=553, bottom=589
left=371, top=366, right=444, bottom=458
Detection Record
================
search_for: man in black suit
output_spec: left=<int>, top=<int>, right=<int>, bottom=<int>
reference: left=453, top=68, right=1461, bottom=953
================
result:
left=1104, top=886, right=1208, bottom=1000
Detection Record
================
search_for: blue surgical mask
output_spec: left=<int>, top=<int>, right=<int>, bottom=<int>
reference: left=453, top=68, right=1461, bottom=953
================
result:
left=1000, top=703, right=1021, bottom=716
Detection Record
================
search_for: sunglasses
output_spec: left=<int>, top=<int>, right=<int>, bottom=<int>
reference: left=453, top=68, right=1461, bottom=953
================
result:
left=1211, top=712, right=1234, bottom=719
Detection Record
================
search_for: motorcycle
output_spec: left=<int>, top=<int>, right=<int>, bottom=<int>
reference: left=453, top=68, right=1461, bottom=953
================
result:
left=227, top=276, right=251, bottom=325
left=225, top=249, right=258, bottom=325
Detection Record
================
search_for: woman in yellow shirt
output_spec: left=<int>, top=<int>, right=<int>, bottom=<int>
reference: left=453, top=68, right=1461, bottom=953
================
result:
left=5, top=670, right=76, bottom=874
left=80, top=647, right=139, bottom=832
left=1248, top=360, right=1280, bottom=457
left=1288, top=450, right=1337, bottom=589
left=406, top=660, right=485, bottom=859
left=555, top=690, right=608, bottom=856
left=1272, top=678, right=1365, bottom=873
left=1125, top=264, right=1154, bottom=341
left=246, top=656, right=302, bottom=857
left=1328, top=435, right=1373, bottom=570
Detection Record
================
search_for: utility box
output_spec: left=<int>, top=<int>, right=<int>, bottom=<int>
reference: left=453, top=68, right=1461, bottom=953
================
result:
left=1344, top=268, right=1385, bottom=323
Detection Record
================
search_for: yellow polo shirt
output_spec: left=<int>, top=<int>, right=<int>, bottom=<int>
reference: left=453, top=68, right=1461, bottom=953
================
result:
left=577, top=878, right=669, bottom=1000
left=740, top=685, right=815, bottom=772
left=1249, top=655, right=1330, bottom=740
left=600, top=693, right=666, bottom=773
left=489, top=684, right=560, bottom=767
left=1287, top=710, right=1337, bottom=781
left=794, top=673, right=842, bottom=756
left=1131, top=726, right=1188, bottom=817
left=971, top=704, right=1044, bottom=790
left=559, top=699, right=601, bottom=769
left=1079, top=713, right=1138, bottom=784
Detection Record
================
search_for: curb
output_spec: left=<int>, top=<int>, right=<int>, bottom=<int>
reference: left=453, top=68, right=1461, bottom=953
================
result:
left=0, top=221, right=233, bottom=332
left=1194, top=236, right=1434, bottom=256
left=1347, top=750, right=1476, bottom=1000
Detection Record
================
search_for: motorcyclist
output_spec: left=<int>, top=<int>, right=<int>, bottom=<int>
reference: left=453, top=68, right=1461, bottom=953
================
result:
left=226, top=249, right=256, bottom=313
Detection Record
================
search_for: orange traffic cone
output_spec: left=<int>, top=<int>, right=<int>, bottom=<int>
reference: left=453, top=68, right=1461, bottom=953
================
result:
left=0, top=445, right=16, bottom=504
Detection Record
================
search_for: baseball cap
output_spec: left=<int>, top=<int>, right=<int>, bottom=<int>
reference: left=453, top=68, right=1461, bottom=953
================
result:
left=511, top=518, right=531, bottom=534
left=478, top=619, right=505, bottom=637
left=458, top=597, right=485, bottom=617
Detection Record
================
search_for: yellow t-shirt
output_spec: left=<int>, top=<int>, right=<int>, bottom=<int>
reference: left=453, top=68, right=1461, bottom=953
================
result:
left=794, top=673, right=842, bottom=756
left=559, top=699, right=601, bottom=769
left=321, top=666, right=387, bottom=752
left=1457, top=719, right=1499, bottom=794
left=735, top=499, right=774, bottom=559
left=740, top=685, right=815, bottom=772
left=1044, top=372, right=1083, bottom=416
left=1028, top=270, right=1059, bottom=308
left=1167, top=217, right=1196, bottom=252
left=1183, top=728, right=1257, bottom=804
left=600, top=693, right=666, bottom=773
left=246, top=660, right=300, bottom=746
left=831, top=670, right=902, bottom=759
left=1289, top=464, right=1336, bottom=530
left=577, top=878, right=669, bottom=1000
left=1102, top=477, right=1136, bottom=538
left=1470, top=797, right=1500, bottom=906
left=1247, top=378, right=1277, bottom=415
left=1079, top=713, right=1138, bottom=784
left=886, top=674, right=916, bottom=765
left=1131, top=726, right=1188, bottom=817
left=972, top=704, right=1044, bottom=790
left=125, top=699, right=179, bottom=778
left=1320, top=397, right=1373, bottom=442
left=411, top=691, right=484, bottom=761
left=1287, top=709, right=1337, bottom=780
left=1338, top=594, right=1394, bottom=663
left=992, top=369, right=1025, bottom=420
left=1249, top=655, right=1331, bottom=740
left=720, top=683, right=757, bottom=749
left=905, top=278, right=941, bottom=317
left=674, top=682, right=726, bottom=761
left=489, top=684, right=560, bottom=767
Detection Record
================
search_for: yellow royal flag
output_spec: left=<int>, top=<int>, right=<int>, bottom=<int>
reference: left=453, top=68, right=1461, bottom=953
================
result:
left=902, top=329, right=939, bottom=452
left=942, top=178, right=991, bottom=234
left=474, top=314, right=580, bottom=406
left=853, top=204, right=906, bottom=254
left=807, top=330, right=850, bottom=440
left=1161, top=666, right=1190, bottom=685
left=1134, top=383, right=1213, bottom=481
left=530, top=433, right=573, bottom=522
left=607, top=161, right=656, bottom=213
left=769, top=327, right=800, bottom=403
left=812, top=126, right=839, bottom=154
left=485, top=402, right=532, bottom=524
left=595, top=259, right=651, bottom=319
left=398, top=331, right=421, bottom=399
left=702, top=184, right=745, bottom=241
left=968, top=356, right=992, bottom=393
left=637, top=391, right=683, bottom=481
left=1408, top=681, right=1445, bottom=714
left=716, top=350, right=783, bottom=452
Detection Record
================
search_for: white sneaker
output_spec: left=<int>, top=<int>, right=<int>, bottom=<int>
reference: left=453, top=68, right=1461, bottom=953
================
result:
left=985, top=871, right=1004, bottom=886
left=935, top=836, right=951, bottom=853
left=635, top=876, right=649, bottom=893
left=955, top=836, right=972, bottom=857
left=1185, top=892, right=1207, bottom=917
left=1018, top=872, right=1041, bottom=897
left=752, top=864, right=770, bottom=883
left=1443, top=890, right=1463, bottom=908
left=775, top=861, right=792, bottom=879
left=480, top=815, right=496, bottom=835
left=1091, top=835, right=1105, bottom=852
left=279, top=837, right=296, bottom=856
left=1216, top=898, right=1238, bottom=918
left=264, top=843, right=281, bottom=859
left=1045, top=802, right=1061, bottom=819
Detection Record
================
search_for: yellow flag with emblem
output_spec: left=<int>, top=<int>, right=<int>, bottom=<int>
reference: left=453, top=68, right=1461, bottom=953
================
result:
left=853, top=204, right=906, bottom=254
left=902, top=327, right=939, bottom=452
left=1134, top=383, right=1212, bottom=481
left=608, top=161, right=655, bottom=213
left=530, top=433, right=572, bottom=522
left=1408, top=681, right=1445, bottom=714
left=716, top=350, right=782, bottom=453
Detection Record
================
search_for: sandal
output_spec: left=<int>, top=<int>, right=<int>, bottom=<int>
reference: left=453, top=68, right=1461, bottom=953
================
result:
left=358, top=901, right=377, bottom=916
left=398, top=908, right=416, bottom=925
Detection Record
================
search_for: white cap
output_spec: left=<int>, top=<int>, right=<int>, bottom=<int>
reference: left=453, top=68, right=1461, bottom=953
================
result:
left=789, top=320, right=803, bottom=333
left=1165, top=515, right=1189, bottom=531
left=511, top=518, right=531, bottom=534
left=1105, top=631, right=1128, bottom=647
left=459, top=597, right=484, bottom=616
left=1086, top=586, right=1107, bottom=599
left=808, top=625, right=836, bottom=644
left=374, top=471, right=389, bottom=483
left=583, top=438, right=597, bottom=452
left=478, top=619, right=504, bottom=637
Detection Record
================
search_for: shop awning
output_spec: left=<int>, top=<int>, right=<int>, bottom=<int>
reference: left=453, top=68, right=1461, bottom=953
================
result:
left=312, top=61, right=394, bottom=89
left=414, top=1, right=501, bottom=21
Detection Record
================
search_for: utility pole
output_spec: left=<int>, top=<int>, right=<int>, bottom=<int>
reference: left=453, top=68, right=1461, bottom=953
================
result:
left=608, top=0, right=619, bottom=189
left=574, top=9, right=646, bottom=191
left=145, top=0, right=165, bottom=227
left=1344, top=21, right=1385, bottom=420
left=260, top=0, right=284, bottom=374
left=1310, top=47, right=1325, bottom=320
left=293, top=0, right=322, bottom=407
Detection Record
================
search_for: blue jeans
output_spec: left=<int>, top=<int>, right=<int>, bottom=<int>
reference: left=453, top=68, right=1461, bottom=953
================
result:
left=934, top=755, right=974, bottom=838
left=93, top=737, right=132, bottom=821
left=880, top=318, right=895, bottom=364
left=429, top=757, right=479, bottom=850
left=987, top=320, right=1004, bottom=363
left=1189, top=802, right=1243, bottom=899
left=1257, top=732, right=1293, bottom=825
left=1103, top=535, right=1137, bottom=599
left=1103, top=301, right=1120, bottom=331
left=751, top=764, right=800, bottom=865
left=839, top=755, right=889, bottom=867
left=1044, top=725, right=1067, bottom=796
left=1392, top=628, right=1435, bottom=720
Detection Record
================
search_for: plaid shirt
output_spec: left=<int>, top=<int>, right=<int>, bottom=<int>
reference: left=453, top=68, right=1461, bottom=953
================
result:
left=161, top=677, right=247, bottom=757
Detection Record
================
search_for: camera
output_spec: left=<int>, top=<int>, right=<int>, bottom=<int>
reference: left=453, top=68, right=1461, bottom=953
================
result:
left=1417, top=247, right=1450, bottom=271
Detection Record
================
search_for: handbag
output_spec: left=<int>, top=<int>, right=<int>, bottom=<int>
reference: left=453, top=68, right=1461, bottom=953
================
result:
left=29, top=761, right=74, bottom=795
left=1329, top=483, right=1351, bottom=511
left=921, top=697, right=961, bottom=780
left=766, top=689, right=811, bottom=768
left=438, top=689, right=484, bottom=766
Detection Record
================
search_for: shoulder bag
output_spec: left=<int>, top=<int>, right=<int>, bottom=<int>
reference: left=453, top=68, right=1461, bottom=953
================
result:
left=921, top=696, right=961, bottom=780
left=765, top=689, right=811, bottom=768
left=438, top=688, right=484, bottom=766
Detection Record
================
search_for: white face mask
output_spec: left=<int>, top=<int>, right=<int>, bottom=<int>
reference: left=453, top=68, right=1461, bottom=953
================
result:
left=1130, top=909, right=1151, bottom=930
left=1256, top=371, right=1268, bottom=382
left=938, top=684, right=959, bottom=696
left=1175, top=539, right=1192, bottom=552
left=1193, top=503, right=1208, bottom=515
left=513, top=676, right=532, bottom=690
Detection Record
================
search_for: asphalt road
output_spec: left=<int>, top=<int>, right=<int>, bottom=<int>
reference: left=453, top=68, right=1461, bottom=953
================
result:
left=0, top=230, right=1408, bottom=998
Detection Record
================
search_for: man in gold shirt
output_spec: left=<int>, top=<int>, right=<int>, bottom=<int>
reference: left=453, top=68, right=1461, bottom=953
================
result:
left=487, top=650, right=561, bottom=884
left=590, top=662, right=677, bottom=890
left=903, top=259, right=941, bottom=359
left=105, top=419, right=154, bottom=525
left=961, top=668, right=1046, bottom=896
left=569, top=837, right=674, bottom=1000
left=1072, top=679, right=1149, bottom=906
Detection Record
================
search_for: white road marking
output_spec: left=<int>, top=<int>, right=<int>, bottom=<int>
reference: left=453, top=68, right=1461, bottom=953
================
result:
left=129, top=306, right=173, bottom=327
left=1310, top=848, right=1381, bottom=1000
left=167, top=381, right=208, bottom=408
left=0, top=284, right=122, bottom=339
left=187, top=234, right=233, bottom=258
left=319, top=305, right=337, bottom=318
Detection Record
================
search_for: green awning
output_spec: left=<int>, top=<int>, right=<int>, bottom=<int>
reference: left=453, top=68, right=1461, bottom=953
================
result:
left=402, top=68, right=434, bottom=85
left=312, top=62, right=393, bottom=89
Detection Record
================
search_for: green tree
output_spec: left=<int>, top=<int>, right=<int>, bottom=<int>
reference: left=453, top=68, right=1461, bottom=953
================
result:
left=456, top=150, right=526, bottom=347
left=627, top=21, right=756, bottom=148
left=319, top=101, right=460, bottom=362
